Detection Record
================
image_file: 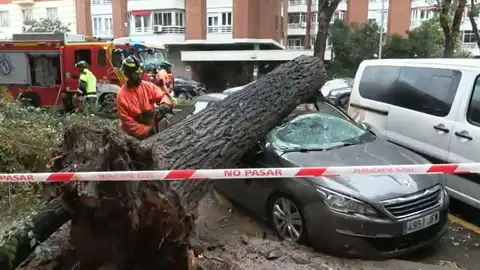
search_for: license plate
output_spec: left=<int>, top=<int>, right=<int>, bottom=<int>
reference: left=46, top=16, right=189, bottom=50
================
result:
left=403, top=211, right=440, bottom=235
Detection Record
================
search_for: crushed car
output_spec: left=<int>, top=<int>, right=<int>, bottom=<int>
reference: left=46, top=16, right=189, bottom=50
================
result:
left=192, top=93, right=449, bottom=259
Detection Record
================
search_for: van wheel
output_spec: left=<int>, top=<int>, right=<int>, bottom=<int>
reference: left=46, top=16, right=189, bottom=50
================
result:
left=99, top=93, right=116, bottom=114
left=18, top=92, right=41, bottom=107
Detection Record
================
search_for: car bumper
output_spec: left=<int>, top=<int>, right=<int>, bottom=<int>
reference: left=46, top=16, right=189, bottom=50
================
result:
left=303, top=194, right=449, bottom=259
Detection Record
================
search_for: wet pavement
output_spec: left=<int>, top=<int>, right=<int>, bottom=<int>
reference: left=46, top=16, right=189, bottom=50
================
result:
left=197, top=190, right=480, bottom=269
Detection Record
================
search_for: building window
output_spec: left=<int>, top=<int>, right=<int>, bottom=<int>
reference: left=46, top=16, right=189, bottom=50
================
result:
left=0, top=11, right=9, bottom=27
left=207, top=12, right=232, bottom=33
left=175, top=12, right=184, bottom=27
left=92, top=16, right=113, bottom=37
left=221, top=12, right=232, bottom=26
left=411, top=8, right=434, bottom=21
left=22, top=9, right=34, bottom=25
left=463, top=30, right=478, bottom=43
left=46, top=7, right=58, bottom=21
left=287, top=38, right=303, bottom=49
left=134, top=15, right=151, bottom=32
left=152, top=11, right=185, bottom=34
left=288, top=13, right=306, bottom=25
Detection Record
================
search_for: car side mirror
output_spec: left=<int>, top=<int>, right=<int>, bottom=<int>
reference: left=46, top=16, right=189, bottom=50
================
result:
left=360, top=122, right=371, bottom=131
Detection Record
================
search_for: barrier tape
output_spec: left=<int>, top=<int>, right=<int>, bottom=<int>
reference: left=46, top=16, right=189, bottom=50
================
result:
left=0, top=163, right=478, bottom=183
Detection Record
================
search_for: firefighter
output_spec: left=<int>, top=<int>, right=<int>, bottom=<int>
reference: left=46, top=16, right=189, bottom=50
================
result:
left=74, top=60, right=97, bottom=112
left=156, top=61, right=173, bottom=94
left=116, top=55, right=174, bottom=140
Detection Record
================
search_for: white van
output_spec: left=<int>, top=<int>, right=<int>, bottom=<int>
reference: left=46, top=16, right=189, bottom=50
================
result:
left=348, top=58, right=480, bottom=209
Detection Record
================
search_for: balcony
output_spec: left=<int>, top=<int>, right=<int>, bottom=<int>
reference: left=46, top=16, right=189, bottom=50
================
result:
left=129, top=26, right=186, bottom=44
left=207, top=25, right=232, bottom=34
left=132, top=26, right=185, bottom=34
left=93, top=30, right=113, bottom=38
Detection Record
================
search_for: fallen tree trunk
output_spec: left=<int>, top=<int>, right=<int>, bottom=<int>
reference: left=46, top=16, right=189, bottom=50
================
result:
left=47, top=55, right=326, bottom=269
left=0, top=197, right=70, bottom=270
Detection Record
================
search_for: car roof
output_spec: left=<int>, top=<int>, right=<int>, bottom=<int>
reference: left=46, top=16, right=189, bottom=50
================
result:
left=361, top=58, right=480, bottom=69
left=196, top=93, right=228, bottom=101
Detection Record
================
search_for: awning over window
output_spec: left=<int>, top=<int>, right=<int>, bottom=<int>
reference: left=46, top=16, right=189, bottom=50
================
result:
left=417, top=6, right=437, bottom=11
left=131, top=10, right=151, bottom=16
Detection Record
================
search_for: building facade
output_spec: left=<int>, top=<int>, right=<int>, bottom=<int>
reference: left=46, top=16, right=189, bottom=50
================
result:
left=0, top=0, right=77, bottom=39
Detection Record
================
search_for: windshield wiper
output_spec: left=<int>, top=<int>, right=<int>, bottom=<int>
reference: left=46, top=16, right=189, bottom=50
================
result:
left=281, top=147, right=328, bottom=154
left=321, top=142, right=359, bottom=151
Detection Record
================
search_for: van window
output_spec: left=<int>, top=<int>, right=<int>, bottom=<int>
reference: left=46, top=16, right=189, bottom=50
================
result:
left=359, top=66, right=461, bottom=117
left=74, top=49, right=91, bottom=65
left=98, top=49, right=106, bottom=67
left=467, top=76, right=480, bottom=126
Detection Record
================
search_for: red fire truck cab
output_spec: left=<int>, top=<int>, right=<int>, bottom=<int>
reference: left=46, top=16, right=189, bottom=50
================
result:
left=0, top=33, right=170, bottom=113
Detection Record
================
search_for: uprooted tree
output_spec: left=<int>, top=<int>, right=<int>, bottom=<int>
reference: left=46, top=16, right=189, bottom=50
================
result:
left=7, top=55, right=327, bottom=269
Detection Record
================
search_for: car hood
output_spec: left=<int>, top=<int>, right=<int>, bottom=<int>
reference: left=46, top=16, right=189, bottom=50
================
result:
left=278, top=138, right=442, bottom=202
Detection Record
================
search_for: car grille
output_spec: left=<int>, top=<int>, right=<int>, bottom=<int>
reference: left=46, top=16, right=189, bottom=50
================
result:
left=381, top=185, right=443, bottom=219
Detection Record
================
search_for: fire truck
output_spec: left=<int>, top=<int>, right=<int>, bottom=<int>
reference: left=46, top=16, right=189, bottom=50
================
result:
left=0, top=33, right=171, bottom=112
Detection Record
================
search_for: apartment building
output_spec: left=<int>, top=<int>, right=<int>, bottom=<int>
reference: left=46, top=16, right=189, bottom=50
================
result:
left=0, top=0, right=76, bottom=39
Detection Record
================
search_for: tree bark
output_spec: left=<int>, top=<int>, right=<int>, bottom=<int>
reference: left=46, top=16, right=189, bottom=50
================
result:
left=0, top=198, right=70, bottom=270
left=313, top=0, right=343, bottom=60
left=49, top=55, right=327, bottom=269
left=305, top=0, right=313, bottom=50
left=468, top=0, right=480, bottom=50
left=439, top=0, right=467, bottom=57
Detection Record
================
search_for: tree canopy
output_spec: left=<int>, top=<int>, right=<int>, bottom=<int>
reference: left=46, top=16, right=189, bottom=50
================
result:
left=328, top=17, right=471, bottom=77
left=26, top=18, right=71, bottom=34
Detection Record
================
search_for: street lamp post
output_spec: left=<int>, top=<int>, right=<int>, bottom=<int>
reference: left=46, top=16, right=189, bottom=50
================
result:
left=378, top=0, right=386, bottom=59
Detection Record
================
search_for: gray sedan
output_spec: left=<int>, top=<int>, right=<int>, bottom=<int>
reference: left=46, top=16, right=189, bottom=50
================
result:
left=194, top=97, right=449, bottom=258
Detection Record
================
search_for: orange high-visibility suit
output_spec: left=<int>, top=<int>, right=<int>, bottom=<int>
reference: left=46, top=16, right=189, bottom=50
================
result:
left=116, top=80, right=173, bottom=138
left=156, top=69, right=173, bottom=92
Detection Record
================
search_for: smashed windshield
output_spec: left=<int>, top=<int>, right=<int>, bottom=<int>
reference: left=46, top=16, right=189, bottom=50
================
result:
left=268, top=112, right=372, bottom=152
left=139, top=49, right=167, bottom=66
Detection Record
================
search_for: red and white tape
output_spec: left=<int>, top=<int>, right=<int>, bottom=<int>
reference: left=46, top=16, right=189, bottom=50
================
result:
left=0, top=163, right=478, bottom=183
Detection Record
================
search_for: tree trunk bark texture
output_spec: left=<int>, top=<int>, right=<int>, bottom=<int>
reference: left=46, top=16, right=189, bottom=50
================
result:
left=0, top=198, right=70, bottom=270
left=44, top=56, right=327, bottom=269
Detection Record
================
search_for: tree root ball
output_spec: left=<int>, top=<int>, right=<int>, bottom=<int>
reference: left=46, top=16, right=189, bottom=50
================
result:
left=48, top=55, right=327, bottom=269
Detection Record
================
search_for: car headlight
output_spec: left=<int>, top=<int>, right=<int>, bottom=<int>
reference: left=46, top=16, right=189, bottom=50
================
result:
left=316, top=186, right=378, bottom=217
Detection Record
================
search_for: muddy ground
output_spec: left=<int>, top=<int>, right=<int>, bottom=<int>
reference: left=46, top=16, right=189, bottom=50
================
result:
left=8, top=191, right=474, bottom=270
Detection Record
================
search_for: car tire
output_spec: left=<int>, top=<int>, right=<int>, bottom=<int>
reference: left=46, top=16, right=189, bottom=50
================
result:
left=17, top=92, right=41, bottom=107
left=267, top=194, right=308, bottom=244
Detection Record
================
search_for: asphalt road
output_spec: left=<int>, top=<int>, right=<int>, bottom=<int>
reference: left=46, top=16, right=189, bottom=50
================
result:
left=204, top=191, right=480, bottom=269
left=401, top=199, right=480, bottom=269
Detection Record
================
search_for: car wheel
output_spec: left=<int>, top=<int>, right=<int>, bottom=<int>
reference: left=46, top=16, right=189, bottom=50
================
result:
left=268, top=195, right=308, bottom=244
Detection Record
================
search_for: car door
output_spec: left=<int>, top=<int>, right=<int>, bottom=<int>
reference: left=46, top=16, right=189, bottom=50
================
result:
left=238, top=143, right=282, bottom=215
left=447, top=73, right=480, bottom=208
left=384, top=66, right=461, bottom=166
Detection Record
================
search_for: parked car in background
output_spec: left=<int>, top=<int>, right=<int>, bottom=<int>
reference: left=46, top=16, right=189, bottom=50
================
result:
left=321, top=78, right=353, bottom=110
left=173, top=77, right=206, bottom=99
left=193, top=94, right=449, bottom=258
left=223, top=81, right=256, bottom=95
left=192, top=93, right=228, bottom=115
left=348, top=58, right=480, bottom=210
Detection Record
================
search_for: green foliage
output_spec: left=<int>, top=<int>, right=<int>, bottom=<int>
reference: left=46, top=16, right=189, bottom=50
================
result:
left=329, top=19, right=380, bottom=77
left=407, top=17, right=444, bottom=57
left=26, top=18, right=71, bottom=34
